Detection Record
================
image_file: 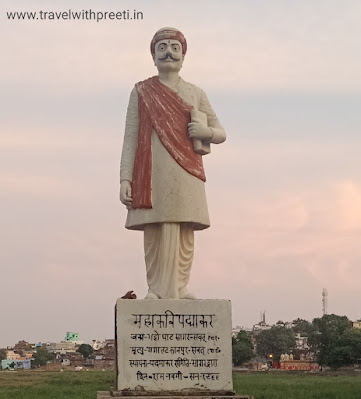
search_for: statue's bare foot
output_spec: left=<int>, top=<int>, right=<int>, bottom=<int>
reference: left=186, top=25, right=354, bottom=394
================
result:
left=144, top=290, right=159, bottom=299
left=179, top=288, right=197, bottom=300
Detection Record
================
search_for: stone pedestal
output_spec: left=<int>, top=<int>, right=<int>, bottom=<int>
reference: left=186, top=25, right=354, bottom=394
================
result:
left=97, top=299, right=252, bottom=399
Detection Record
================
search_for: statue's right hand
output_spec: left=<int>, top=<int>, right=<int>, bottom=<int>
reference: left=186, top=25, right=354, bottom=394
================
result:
left=119, top=181, right=132, bottom=209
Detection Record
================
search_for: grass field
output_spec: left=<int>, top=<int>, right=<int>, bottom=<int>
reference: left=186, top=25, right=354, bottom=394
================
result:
left=233, top=372, right=361, bottom=399
left=0, top=370, right=114, bottom=399
left=1, top=370, right=361, bottom=399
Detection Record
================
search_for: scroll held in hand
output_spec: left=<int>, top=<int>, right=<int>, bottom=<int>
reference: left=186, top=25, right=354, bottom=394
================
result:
left=191, top=109, right=211, bottom=155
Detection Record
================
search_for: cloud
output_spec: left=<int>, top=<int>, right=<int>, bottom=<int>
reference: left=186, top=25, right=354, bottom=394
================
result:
left=190, top=176, right=361, bottom=310
left=336, top=180, right=361, bottom=230
left=0, top=174, right=77, bottom=197
left=1, top=0, right=361, bottom=346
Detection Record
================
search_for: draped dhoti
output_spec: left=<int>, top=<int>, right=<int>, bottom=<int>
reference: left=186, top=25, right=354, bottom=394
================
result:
left=144, top=223, right=194, bottom=299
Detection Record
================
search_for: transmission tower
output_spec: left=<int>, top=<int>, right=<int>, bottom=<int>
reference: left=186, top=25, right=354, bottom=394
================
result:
left=322, top=288, right=328, bottom=315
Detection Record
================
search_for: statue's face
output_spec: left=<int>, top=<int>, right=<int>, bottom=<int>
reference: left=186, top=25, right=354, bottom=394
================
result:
left=153, top=39, right=184, bottom=72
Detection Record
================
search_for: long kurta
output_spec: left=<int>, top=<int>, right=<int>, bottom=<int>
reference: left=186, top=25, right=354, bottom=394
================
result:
left=120, top=77, right=226, bottom=231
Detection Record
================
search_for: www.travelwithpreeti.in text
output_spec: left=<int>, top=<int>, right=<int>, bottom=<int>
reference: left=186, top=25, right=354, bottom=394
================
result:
left=6, top=9, right=144, bottom=22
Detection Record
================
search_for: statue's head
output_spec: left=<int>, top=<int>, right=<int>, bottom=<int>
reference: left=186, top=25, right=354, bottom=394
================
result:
left=150, top=27, right=187, bottom=73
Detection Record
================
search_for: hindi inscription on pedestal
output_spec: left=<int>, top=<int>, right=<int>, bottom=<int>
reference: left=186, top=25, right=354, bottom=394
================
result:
left=115, top=299, right=233, bottom=394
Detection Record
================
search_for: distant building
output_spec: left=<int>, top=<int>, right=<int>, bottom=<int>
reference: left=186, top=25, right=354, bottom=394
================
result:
left=280, top=360, right=319, bottom=371
left=295, top=333, right=310, bottom=351
left=91, top=339, right=104, bottom=351
left=353, top=321, right=361, bottom=329
left=23, top=351, right=33, bottom=359
left=65, top=332, right=79, bottom=342
left=46, top=341, right=77, bottom=353
left=93, top=339, right=115, bottom=369
left=232, top=325, right=252, bottom=337
left=251, top=312, right=271, bottom=354
left=1, top=359, right=31, bottom=370
left=55, top=351, right=83, bottom=367
left=5, top=350, right=21, bottom=360
left=45, top=332, right=83, bottom=355
left=252, top=311, right=271, bottom=333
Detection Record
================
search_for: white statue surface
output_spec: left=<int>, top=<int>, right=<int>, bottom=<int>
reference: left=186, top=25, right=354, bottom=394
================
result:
left=119, top=27, right=226, bottom=300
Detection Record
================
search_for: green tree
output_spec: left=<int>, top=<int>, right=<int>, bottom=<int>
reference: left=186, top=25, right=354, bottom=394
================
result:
left=14, top=340, right=32, bottom=354
left=292, top=318, right=314, bottom=336
left=232, top=330, right=254, bottom=366
left=32, top=347, right=55, bottom=367
left=309, top=314, right=352, bottom=368
left=256, top=326, right=296, bottom=361
left=8, top=362, right=16, bottom=370
left=77, top=344, right=94, bottom=359
left=0, top=348, right=6, bottom=362
left=327, top=328, right=361, bottom=369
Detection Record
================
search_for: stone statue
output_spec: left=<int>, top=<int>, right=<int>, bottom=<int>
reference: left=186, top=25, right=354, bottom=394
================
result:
left=119, top=27, right=226, bottom=300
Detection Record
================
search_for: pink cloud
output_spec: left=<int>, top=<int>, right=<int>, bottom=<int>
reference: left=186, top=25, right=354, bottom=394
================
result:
left=336, top=180, right=361, bottom=230
left=1, top=174, right=77, bottom=197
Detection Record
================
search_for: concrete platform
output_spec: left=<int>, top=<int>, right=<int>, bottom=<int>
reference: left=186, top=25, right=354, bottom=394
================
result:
left=97, top=394, right=253, bottom=399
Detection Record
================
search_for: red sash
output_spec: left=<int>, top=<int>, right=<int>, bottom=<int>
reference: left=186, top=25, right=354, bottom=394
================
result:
left=132, top=76, right=206, bottom=209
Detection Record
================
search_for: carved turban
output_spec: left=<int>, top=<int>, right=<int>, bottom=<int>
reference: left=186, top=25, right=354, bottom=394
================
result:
left=150, top=27, right=187, bottom=56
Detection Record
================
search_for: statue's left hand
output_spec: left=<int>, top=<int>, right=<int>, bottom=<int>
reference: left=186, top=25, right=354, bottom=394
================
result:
left=188, top=122, right=212, bottom=141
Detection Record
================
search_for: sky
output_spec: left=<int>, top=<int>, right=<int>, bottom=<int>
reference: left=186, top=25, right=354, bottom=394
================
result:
left=1, top=0, right=361, bottom=347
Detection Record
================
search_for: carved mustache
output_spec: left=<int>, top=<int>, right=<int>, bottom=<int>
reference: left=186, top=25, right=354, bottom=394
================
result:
left=158, top=53, right=181, bottom=61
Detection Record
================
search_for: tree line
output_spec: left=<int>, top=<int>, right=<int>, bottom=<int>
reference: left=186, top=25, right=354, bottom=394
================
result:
left=232, top=314, right=361, bottom=369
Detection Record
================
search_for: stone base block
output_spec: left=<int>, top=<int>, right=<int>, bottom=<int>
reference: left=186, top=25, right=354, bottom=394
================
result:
left=115, top=299, right=233, bottom=393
